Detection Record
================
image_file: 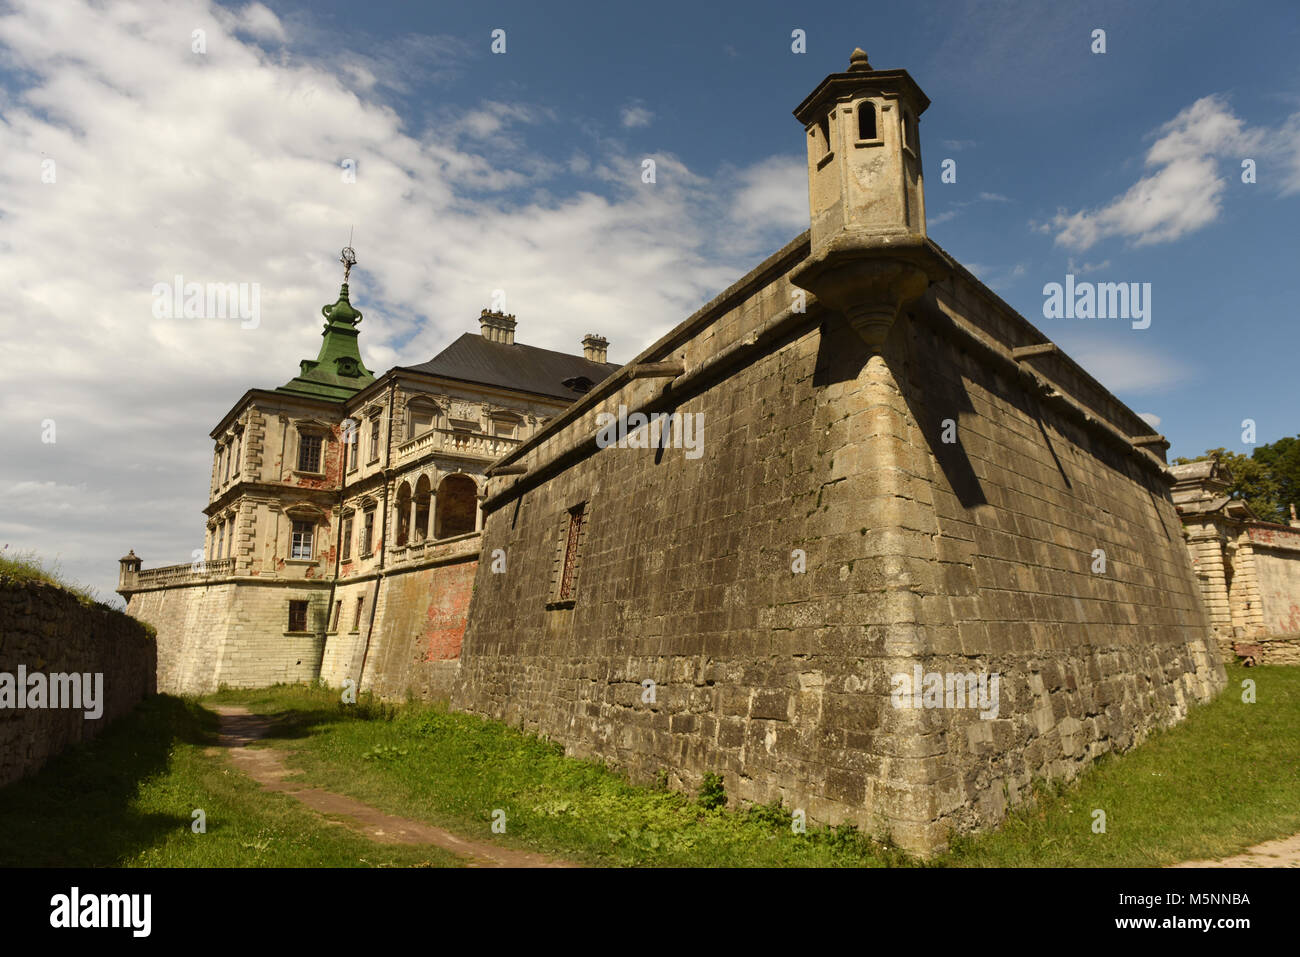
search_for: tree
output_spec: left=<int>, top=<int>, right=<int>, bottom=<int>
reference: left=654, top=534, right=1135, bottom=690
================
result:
left=1173, top=435, right=1299, bottom=525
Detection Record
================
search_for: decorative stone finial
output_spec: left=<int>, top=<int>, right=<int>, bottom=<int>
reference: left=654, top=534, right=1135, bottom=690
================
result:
left=849, top=48, right=871, bottom=71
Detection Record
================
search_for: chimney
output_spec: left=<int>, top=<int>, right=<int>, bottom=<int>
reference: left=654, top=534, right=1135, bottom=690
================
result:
left=582, top=333, right=609, bottom=363
left=479, top=309, right=516, bottom=345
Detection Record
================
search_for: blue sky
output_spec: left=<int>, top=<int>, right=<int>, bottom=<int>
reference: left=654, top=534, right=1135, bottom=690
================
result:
left=1, top=0, right=1298, bottom=601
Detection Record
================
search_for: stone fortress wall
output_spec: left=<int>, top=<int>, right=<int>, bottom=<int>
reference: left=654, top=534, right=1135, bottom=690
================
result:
left=0, top=578, right=156, bottom=787
left=449, top=228, right=1224, bottom=855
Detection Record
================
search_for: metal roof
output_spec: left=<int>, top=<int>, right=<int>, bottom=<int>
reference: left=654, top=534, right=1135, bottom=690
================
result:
left=402, top=332, right=619, bottom=400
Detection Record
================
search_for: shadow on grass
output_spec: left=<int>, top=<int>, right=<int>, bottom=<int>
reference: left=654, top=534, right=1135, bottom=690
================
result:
left=0, top=694, right=215, bottom=866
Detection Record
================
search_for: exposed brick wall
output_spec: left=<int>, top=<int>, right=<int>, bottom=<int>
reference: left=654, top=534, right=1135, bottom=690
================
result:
left=357, top=555, right=476, bottom=701
left=453, top=240, right=1224, bottom=856
left=0, top=579, right=156, bottom=787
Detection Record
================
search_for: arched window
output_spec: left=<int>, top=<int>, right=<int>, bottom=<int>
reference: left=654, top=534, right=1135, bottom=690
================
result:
left=858, top=101, right=876, bottom=140
left=414, top=475, right=432, bottom=542
left=395, top=482, right=412, bottom=546
left=435, top=474, right=477, bottom=539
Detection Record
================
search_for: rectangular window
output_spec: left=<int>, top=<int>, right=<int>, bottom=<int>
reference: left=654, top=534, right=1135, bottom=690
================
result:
left=353, top=596, right=365, bottom=631
left=362, top=509, right=375, bottom=554
left=558, top=503, right=586, bottom=602
left=330, top=600, right=342, bottom=631
left=232, top=434, right=241, bottom=477
left=222, top=444, right=231, bottom=483
left=215, top=522, right=224, bottom=560
left=347, top=427, right=358, bottom=470
left=298, top=433, right=322, bottom=472
left=291, top=520, right=314, bottom=560
left=288, top=600, right=308, bottom=633
left=492, top=419, right=516, bottom=438
left=341, top=513, right=354, bottom=561
left=369, top=417, right=381, bottom=462
left=226, top=520, right=234, bottom=559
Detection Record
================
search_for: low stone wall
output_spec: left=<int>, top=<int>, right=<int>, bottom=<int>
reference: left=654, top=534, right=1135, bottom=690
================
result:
left=0, top=578, right=156, bottom=788
left=128, top=539, right=479, bottom=700
left=1232, top=635, right=1300, bottom=666
left=126, top=578, right=332, bottom=694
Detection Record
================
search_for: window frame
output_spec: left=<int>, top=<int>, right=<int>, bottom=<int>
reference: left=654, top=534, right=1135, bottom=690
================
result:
left=296, top=432, right=324, bottom=475
left=340, top=511, right=354, bottom=562
left=287, top=599, right=309, bottom=634
left=290, top=519, right=314, bottom=560
left=548, top=499, right=589, bottom=609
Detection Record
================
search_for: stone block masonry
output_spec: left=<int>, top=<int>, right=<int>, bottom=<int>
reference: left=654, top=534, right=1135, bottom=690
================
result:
left=128, top=537, right=478, bottom=698
left=0, top=579, right=156, bottom=787
left=452, top=230, right=1225, bottom=856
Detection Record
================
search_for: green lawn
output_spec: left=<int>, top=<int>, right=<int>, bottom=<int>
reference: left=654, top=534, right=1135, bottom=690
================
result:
left=3, top=664, right=1295, bottom=867
left=205, top=663, right=1300, bottom=867
left=0, top=695, right=457, bottom=867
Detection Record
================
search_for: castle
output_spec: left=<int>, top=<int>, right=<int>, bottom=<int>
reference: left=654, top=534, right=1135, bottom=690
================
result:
left=122, top=50, right=1235, bottom=855
left=119, top=273, right=617, bottom=699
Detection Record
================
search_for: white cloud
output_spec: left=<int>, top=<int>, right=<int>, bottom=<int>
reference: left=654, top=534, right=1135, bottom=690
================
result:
left=1048, top=95, right=1279, bottom=251
left=1137, top=412, right=1162, bottom=430
left=1060, top=342, right=1191, bottom=393
left=726, top=155, right=807, bottom=232
left=0, top=0, right=807, bottom=601
left=620, top=102, right=654, bottom=129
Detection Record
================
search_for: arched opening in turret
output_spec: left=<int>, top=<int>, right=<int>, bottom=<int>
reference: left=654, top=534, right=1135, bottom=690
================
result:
left=817, top=115, right=831, bottom=156
left=857, top=101, right=876, bottom=140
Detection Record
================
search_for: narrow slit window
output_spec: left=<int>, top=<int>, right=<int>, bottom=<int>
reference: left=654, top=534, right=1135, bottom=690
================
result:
left=817, top=115, right=831, bottom=156
left=558, top=503, right=586, bottom=602
left=353, top=596, right=365, bottom=631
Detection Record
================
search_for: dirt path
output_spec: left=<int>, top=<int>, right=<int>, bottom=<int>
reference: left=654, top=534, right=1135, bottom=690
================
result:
left=208, top=705, right=575, bottom=868
left=1170, top=831, right=1300, bottom=868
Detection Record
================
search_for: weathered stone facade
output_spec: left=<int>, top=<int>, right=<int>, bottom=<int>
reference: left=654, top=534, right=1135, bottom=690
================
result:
left=1, top=579, right=156, bottom=787
left=120, top=284, right=616, bottom=695
left=451, top=51, right=1225, bottom=855
left=1172, top=458, right=1300, bottom=664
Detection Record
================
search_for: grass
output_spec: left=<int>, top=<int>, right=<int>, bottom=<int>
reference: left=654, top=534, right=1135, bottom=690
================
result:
left=0, top=694, right=458, bottom=867
left=206, top=684, right=912, bottom=867
left=938, top=663, right=1300, bottom=866
left=205, top=663, right=1300, bottom=867
left=4, top=664, right=1296, bottom=867
left=0, top=545, right=103, bottom=608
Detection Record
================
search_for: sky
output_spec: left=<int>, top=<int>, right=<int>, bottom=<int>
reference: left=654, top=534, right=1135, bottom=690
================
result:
left=1, top=0, right=1298, bottom=605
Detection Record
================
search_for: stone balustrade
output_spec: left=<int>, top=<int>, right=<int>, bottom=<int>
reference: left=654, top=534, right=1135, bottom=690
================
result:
left=395, top=427, right=521, bottom=465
